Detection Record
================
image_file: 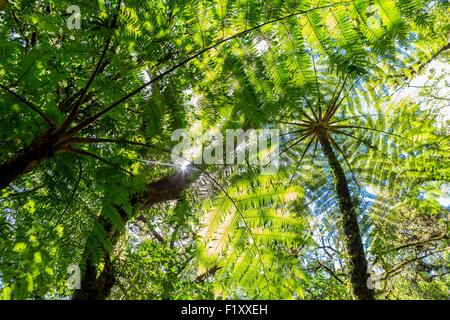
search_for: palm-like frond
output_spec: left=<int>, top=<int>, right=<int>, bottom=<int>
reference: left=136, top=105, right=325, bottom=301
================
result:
left=198, top=171, right=309, bottom=298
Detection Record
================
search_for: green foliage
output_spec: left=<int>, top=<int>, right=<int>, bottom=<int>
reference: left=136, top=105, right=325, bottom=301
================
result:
left=0, top=0, right=449, bottom=300
left=111, top=240, right=214, bottom=299
left=197, top=170, right=310, bottom=299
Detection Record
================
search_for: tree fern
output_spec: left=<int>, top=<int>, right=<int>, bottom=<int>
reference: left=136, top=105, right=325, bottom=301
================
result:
left=197, top=171, right=309, bottom=299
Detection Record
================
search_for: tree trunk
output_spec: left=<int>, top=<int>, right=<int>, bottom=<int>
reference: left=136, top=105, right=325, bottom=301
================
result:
left=71, top=212, right=124, bottom=300
left=318, top=132, right=374, bottom=300
left=0, top=130, right=63, bottom=190
left=72, top=166, right=201, bottom=300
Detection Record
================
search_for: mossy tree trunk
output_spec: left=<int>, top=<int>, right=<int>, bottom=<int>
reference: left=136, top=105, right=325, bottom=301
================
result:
left=318, top=132, right=374, bottom=300
left=72, top=166, right=201, bottom=300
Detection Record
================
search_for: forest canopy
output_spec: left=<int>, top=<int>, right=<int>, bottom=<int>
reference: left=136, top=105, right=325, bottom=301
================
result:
left=0, top=0, right=449, bottom=300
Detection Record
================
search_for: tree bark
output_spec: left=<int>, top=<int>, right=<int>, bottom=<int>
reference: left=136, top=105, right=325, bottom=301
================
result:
left=72, top=166, right=201, bottom=300
left=318, top=132, right=374, bottom=300
left=71, top=211, right=125, bottom=300
left=0, top=130, right=66, bottom=190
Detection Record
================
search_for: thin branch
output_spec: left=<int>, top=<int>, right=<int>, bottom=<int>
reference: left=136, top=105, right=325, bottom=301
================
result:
left=70, top=137, right=188, bottom=169
left=317, top=261, right=345, bottom=285
left=280, top=129, right=309, bottom=137
left=12, top=54, right=39, bottom=87
left=382, top=246, right=450, bottom=281
left=312, top=135, right=319, bottom=158
left=57, top=0, right=122, bottom=132
left=323, top=75, right=348, bottom=122
left=67, top=1, right=354, bottom=134
left=311, top=52, right=323, bottom=119
left=277, top=133, right=311, bottom=159
left=325, top=56, right=389, bottom=123
left=0, top=83, right=55, bottom=126
left=329, top=134, right=361, bottom=190
left=0, top=185, right=45, bottom=199
left=136, top=215, right=166, bottom=244
left=69, top=137, right=172, bottom=155
left=67, top=147, right=133, bottom=176
left=332, top=124, right=412, bottom=141
left=277, top=120, right=311, bottom=127
left=332, top=129, right=397, bottom=165
left=379, top=234, right=448, bottom=255
left=405, top=42, right=450, bottom=81
left=325, top=80, right=355, bottom=123
left=288, top=135, right=316, bottom=186
left=195, top=265, right=222, bottom=283
left=329, top=113, right=383, bottom=125
left=201, top=170, right=272, bottom=293
left=303, top=96, right=319, bottom=121
left=115, top=278, right=131, bottom=300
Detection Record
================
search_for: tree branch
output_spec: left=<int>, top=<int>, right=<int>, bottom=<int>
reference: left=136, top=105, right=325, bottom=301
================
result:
left=0, top=83, right=55, bottom=126
left=379, top=234, right=448, bottom=255
left=67, top=2, right=354, bottom=134
left=406, top=42, right=450, bottom=80
left=69, top=137, right=172, bottom=155
left=317, top=261, right=345, bottom=285
left=57, top=0, right=123, bottom=132
left=67, top=146, right=133, bottom=176
left=195, top=265, right=222, bottom=283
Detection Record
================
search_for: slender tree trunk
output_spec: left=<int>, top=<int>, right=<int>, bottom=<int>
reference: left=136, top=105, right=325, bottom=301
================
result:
left=72, top=166, right=201, bottom=300
left=318, top=132, right=374, bottom=300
